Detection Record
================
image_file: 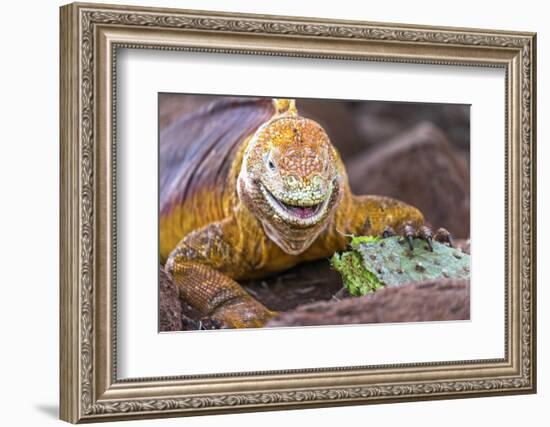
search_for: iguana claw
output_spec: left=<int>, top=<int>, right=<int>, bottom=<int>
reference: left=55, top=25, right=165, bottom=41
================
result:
left=418, top=225, right=434, bottom=251
left=403, top=224, right=416, bottom=251
left=381, top=222, right=452, bottom=252
left=434, top=227, right=453, bottom=247
left=382, top=226, right=396, bottom=238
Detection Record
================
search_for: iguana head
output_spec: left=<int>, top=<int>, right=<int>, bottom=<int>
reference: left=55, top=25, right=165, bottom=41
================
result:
left=237, top=99, right=343, bottom=254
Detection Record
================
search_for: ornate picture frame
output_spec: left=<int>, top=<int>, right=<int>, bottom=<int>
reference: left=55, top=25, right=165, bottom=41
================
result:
left=60, top=2, right=536, bottom=423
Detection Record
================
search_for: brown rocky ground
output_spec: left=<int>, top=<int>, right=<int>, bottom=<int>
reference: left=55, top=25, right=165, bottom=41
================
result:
left=267, top=278, right=470, bottom=327
left=160, top=238, right=470, bottom=331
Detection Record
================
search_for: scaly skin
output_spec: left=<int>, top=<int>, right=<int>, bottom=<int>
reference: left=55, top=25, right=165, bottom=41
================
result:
left=163, top=99, right=425, bottom=328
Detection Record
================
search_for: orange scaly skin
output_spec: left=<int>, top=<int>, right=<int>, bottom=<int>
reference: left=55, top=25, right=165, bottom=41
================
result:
left=163, top=99, right=424, bottom=328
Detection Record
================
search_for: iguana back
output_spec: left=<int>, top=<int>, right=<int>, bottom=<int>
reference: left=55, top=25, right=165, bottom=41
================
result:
left=159, top=97, right=274, bottom=261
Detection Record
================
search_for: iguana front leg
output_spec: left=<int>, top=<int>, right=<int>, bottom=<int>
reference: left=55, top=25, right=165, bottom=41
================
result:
left=165, top=218, right=277, bottom=329
left=348, top=195, right=423, bottom=235
left=349, top=195, right=453, bottom=248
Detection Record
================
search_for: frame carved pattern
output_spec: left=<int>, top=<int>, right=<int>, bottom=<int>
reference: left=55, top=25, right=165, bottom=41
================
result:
left=60, top=3, right=536, bottom=422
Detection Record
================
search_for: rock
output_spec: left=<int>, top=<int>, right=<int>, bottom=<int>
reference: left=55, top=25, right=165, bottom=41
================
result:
left=454, top=238, right=470, bottom=254
left=266, top=278, right=470, bottom=327
left=347, top=122, right=470, bottom=238
left=159, top=266, right=183, bottom=331
left=352, top=102, right=470, bottom=156
left=160, top=266, right=220, bottom=331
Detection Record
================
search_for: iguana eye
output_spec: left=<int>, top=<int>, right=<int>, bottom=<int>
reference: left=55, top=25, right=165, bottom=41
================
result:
left=266, top=154, right=276, bottom=171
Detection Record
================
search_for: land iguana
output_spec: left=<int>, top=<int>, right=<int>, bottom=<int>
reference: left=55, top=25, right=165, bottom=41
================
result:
left=161, top=98, right=452, bottom=328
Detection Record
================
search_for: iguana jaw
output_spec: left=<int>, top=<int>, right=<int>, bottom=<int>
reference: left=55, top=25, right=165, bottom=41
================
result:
left=237, top=171, right=341, bottom=255
left=259, top=182, right=333, bottom=227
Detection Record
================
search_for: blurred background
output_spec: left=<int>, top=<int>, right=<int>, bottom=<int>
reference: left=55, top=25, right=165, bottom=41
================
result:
left=159, top=94, right=471, bottom=330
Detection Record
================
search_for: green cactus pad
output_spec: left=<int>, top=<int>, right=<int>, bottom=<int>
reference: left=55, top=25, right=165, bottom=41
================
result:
left=331, top=251, right=384, bottom=296
left=331, top=236, right=470, bottom=296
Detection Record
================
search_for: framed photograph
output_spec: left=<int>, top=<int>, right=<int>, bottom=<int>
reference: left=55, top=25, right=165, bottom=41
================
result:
left=60, top=2, right=537, bottom=423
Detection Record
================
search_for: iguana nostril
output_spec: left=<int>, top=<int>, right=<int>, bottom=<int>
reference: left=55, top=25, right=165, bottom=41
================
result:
left=311, top=174, right=323, bottom=189
left=286, top=174, right=300, bottom=189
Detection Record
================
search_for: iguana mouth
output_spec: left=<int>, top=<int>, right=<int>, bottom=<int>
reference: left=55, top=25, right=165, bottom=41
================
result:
left=279, top=199, right=322, bottom=219
left=260, top=184, right=331, bottom=225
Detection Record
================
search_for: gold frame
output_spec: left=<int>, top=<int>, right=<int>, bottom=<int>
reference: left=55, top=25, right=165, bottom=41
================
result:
left=59, top=2, right=537, bottom=423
